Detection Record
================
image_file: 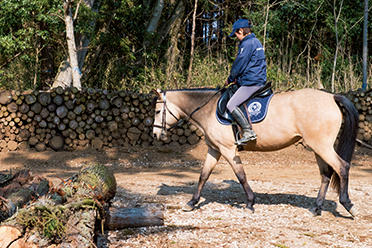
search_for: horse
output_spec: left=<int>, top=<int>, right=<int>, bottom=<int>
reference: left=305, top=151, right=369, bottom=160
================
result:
left=152, top=87, right=359, bottom=217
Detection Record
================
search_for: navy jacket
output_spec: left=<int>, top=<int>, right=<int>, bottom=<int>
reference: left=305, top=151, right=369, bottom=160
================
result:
left=227, top=33, right=267, bottom=86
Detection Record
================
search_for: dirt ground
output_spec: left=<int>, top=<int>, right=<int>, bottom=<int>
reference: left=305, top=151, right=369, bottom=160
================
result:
left=0, top=142, right=371, bottom=248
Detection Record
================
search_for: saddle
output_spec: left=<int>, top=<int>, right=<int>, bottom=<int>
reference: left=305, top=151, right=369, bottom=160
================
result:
left=216, top=82, right=273, bottom=149
left=216, top=82, right=273, bottom=125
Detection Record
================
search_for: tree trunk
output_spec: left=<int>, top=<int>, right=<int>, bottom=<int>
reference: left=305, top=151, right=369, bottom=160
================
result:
left=287, top=34, right=294, bottom=75
left=165, top=0, right=185, bottom=88
left=158, top=0, right=185, bottom=43
left=53, top=1, right=97, bottom=90
left=331, top=0, right=343, bottom=92
left=64, top=0, right=81, bottom=90
left=186, top=0, right=198, bottom=86
left=316, top=61, right=324, bottom=89
left=362, top=0, right=368, bottom=90
left=263, top=0, right=270, bottom=50
left=306, top=45, right=310, bottom=84
left=146, top=0, right=164, bottom=34
left=77, top=0, right=97, bottom=69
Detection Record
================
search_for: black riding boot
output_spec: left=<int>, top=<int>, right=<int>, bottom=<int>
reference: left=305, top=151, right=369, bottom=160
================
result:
left=231, top=107, right=257, bottom=145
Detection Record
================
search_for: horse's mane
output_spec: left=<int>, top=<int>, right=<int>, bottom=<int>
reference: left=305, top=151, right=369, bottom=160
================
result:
left=164, top=87, right=221, bottom=109
left=166, top=87, right=219, bottom=92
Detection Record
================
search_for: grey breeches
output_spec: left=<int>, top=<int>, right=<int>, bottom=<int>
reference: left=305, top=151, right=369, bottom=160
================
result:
left=226, top=85, right=262, bottom=113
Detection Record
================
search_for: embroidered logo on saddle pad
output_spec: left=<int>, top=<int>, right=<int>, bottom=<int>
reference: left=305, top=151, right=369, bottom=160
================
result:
left=216, top=84, right=273, bottom=125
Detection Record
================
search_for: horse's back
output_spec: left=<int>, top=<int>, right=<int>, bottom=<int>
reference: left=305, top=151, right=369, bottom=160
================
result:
left=285, top=89, right=342, bottom=133
left=249, top=88, right=341, bottom=151
left=290, top=89, right=342, bottom=148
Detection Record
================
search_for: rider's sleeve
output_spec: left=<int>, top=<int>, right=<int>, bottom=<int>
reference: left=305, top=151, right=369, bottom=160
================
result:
left=227, top=42, right=254, bottom=83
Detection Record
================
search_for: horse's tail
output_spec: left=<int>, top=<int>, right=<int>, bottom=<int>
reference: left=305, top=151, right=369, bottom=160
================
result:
left=331, top=94, right=359, bottom=193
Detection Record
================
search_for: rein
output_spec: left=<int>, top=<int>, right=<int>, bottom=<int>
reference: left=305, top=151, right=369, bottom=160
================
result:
left=154, top=88, right=224, bottom=135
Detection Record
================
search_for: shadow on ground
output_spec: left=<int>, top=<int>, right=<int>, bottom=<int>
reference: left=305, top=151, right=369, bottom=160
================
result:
left=0, top=143, right=205, bottom=180
left=157, top=179, right=351, bottom=218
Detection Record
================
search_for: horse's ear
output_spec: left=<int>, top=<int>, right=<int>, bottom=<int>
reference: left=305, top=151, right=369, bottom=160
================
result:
left=151, top=89, right=162, bottom=97
left=151, top=89, right=161, bottom=106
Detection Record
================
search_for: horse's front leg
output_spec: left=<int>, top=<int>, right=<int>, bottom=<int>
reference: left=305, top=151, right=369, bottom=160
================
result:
left=183, top=146, right=221, bottom=211
left=221, top=147, right=256, bottom=212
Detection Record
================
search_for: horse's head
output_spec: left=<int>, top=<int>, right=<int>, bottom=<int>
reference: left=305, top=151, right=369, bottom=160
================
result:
left=152, top=89, right=181, bottom=140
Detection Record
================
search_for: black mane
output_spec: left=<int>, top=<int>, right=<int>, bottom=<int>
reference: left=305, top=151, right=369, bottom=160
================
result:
left=166, top=87, right=219, bottom=92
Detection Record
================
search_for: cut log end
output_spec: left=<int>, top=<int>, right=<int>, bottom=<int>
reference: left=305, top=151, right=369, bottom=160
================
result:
left=0, top=225, right=22, bottom=248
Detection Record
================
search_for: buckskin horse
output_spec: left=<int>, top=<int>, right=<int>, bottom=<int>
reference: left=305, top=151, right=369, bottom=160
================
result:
left=152, top=87, right=358, bottom=217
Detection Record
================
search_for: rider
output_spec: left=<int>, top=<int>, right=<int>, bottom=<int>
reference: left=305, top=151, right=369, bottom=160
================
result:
left=225, top=19, right=267, bottom=145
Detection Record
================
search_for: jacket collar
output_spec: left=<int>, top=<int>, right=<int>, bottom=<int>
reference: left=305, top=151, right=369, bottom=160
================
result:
left=241, top=33, right=256, bottom=43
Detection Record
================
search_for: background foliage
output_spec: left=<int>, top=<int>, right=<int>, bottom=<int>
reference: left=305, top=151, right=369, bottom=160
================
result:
left=0, top=0, right=370, bottom=92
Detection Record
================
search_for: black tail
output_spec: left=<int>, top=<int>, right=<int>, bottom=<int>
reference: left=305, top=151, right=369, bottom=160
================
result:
left=334, top=94, right=359, bottom=163
left=330, top=94, right=359, bottom=193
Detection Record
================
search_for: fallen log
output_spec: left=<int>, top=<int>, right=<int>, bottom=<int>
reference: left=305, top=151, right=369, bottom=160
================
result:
left=105, top=204, right=164, bottom=230
left=0, top=164, right=116, bottom=247
left=0, top=170, right=50, bottom=221
left=0, top=164, right=165, bottom=247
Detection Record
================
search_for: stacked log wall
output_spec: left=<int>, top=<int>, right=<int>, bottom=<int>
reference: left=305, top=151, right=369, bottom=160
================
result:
left=0, top=87, right=203, bottom=152
left=347, top=89, right=372, bottom=145
left=0, top=87, right=370, bottom=152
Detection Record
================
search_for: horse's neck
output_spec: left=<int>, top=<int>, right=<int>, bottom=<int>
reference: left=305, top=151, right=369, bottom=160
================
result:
left=168, top=90, right=218, bottom=117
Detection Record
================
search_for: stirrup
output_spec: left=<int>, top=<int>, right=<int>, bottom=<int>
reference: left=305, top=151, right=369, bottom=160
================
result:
left=234, top=133, right=256, bottom=145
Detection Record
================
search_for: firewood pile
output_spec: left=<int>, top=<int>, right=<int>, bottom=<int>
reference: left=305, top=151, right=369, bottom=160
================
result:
left=0, top=87, right=203, bottom=152
left=0, top=87, right=370, bottom=152
left=0, top=164, right=164, bottom=247
left=347, top=89, right=372, bottom=145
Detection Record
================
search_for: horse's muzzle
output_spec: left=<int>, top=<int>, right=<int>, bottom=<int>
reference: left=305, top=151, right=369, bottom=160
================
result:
left=152, top=129, right=167, bottom=141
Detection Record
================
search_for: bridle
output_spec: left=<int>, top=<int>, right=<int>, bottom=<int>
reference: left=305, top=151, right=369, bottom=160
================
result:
left=153, top=92, right=183, bottom=136
left=153, top=88, right=224, bottom=136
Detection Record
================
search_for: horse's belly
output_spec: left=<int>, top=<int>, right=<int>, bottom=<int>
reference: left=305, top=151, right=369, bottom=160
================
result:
left=248, top=93, right=301, bottom=151
left=243, top=135, right=302, bottom=152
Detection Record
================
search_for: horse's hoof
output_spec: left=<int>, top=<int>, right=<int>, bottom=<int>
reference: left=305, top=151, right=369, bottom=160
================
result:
left=246, top=205, right=255, bottom=213
left=348, top=206, right=358, bottom=218
left=182, top=202, right=196, bottom=212
left=311, top=207, right=322, bottom=216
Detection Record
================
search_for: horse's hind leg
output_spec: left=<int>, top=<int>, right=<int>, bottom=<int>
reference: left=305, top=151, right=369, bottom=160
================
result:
left=183, top=146, right=221, bottom=211
left=313, top=154, right=334, bottom=216
left=337, top=158, right=354, bottom=216
left=313, top=148, right=355, bottom=216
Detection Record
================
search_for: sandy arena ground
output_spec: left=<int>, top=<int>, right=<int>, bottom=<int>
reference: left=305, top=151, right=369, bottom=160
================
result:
left=0, top=142, right=371, bottom=248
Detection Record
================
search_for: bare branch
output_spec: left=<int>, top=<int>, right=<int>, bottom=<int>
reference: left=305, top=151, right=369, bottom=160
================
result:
left=74, top=0, right=83, bottom=21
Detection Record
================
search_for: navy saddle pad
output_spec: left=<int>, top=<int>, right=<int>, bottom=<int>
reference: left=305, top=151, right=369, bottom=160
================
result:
left=216, top=83, right=273, bottom=125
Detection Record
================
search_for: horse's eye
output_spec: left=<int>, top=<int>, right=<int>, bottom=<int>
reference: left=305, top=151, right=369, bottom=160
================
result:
left=155, top=110, right=161, bottom=114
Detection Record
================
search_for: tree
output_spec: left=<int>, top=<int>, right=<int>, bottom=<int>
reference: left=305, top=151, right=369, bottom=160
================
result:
left=0, top=0, right=64, bottom=89
left=362, top=0, right=368, bottom=90
left=186, top=0, right=198, bottom=86
left=164, top=0, right=186, bottom=88
left=53, top=0, right=98, bottom=90
left=330, top=0, right=344, bottom=92
left=146, top=0, right=165, bottom=34
left=0, top=0, right=370, bottom=92
left=63, top=0, right=81, bottom=89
